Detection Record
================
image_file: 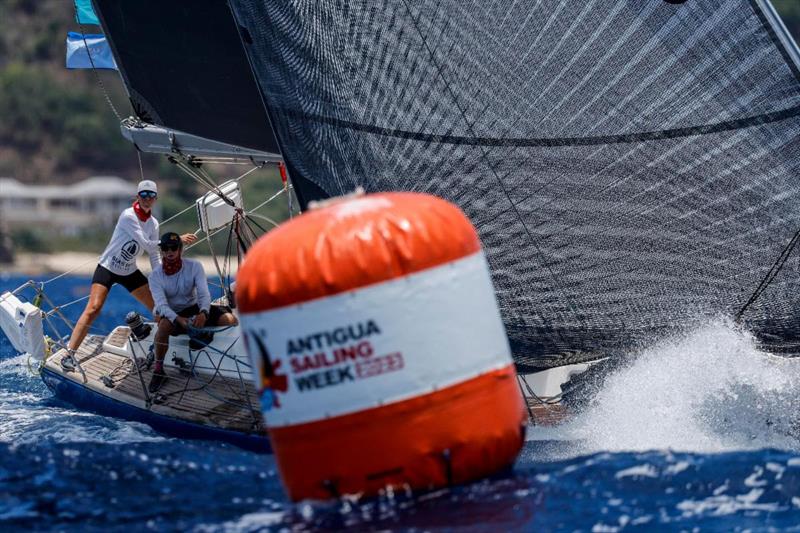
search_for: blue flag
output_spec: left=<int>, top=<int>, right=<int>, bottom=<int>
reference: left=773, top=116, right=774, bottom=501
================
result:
left=66, top=32, right=117, bottom=70
left=74, top=0, right=100, bottom=25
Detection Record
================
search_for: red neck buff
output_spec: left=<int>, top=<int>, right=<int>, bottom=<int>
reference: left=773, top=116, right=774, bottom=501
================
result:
left=132, top=200, right=151, bottom=222
left=162, top=253, right=183, bottom=276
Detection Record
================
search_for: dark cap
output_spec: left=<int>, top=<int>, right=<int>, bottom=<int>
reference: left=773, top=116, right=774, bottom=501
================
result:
left=159, top=232, right=182, bottom=250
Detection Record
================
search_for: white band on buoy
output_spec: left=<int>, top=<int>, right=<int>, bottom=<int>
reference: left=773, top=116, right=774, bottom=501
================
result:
left=241, top=251, right=512, bottom=427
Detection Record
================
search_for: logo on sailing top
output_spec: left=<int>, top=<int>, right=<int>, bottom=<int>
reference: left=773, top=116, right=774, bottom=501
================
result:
left=119, top=240, right=139, bottom=262
left=244, top=329, right=289, bottom=410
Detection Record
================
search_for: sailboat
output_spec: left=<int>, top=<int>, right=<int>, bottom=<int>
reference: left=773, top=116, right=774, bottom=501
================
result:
left=93, top=0, right=593, bottom=433
left=4, top=0, right=800, bottom=449
left=1, top=0, right=293, bottom=452
left=128, top=0, right=800, bottom=425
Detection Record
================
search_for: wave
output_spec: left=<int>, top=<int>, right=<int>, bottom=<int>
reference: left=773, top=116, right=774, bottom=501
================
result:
left=560, top=321, right=800, bottom=454
left=0, top=351, right=166, bottom=446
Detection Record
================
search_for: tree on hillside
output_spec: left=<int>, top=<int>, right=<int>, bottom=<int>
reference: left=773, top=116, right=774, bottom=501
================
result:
left=0, top=0, right=158, bottom=184
left=0, top=63, right=131, bottom=177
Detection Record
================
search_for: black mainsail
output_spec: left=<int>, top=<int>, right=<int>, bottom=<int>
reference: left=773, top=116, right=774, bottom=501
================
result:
left=89, top=0, right=336, bottom=206
left=226, top=0, right=800, bottom=369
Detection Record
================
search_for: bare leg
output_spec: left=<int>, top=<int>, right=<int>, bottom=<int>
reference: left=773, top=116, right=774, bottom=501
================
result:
left=154, top=317, right=173, bottom=363
left=130, top=283, right=155, bottom=315
left=68, top=284, right=109, bottom=352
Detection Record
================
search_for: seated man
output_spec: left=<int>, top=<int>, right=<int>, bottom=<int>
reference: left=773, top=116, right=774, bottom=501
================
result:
left=148, top=232, right=237, bottom=392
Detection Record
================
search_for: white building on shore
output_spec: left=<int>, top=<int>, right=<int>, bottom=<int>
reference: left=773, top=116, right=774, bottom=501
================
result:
left=0, top=176, right=152, bottom=235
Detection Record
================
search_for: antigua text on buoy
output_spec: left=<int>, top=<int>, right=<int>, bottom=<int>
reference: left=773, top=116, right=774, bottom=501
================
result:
left=237, top=192, right=525, bottom=501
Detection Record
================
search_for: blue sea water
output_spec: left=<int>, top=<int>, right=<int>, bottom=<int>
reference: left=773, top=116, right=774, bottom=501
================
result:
left=2, top=273, right=800, bottom=531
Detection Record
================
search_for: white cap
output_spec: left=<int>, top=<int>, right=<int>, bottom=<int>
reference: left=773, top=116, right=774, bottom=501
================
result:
left=137, top=180, right=158, bottom=194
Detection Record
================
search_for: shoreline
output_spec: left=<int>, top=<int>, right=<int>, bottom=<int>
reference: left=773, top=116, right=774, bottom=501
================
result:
left=1, top=252, right=234, bottom=277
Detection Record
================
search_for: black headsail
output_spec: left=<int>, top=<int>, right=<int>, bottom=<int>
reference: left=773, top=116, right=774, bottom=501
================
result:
left=228, top=0, right=800, bottom=369
left=90, top=0, right=280, bottom=157
left=90, top=0, right=333, bottom=204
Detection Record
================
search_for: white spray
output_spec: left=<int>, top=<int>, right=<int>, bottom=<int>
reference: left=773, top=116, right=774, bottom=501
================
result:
left=561, top=320, right=800, bottom=454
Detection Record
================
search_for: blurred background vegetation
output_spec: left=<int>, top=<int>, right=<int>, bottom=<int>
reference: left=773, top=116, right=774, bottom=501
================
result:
left=0, top=0, right=799, bottom=253
left=0, top=0, right=292, bottom=254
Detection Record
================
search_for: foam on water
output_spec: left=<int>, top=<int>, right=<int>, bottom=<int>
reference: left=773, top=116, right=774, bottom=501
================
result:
left=563, top=320, right=800, bottom=453
left=0, top=352, right=165, bottom=446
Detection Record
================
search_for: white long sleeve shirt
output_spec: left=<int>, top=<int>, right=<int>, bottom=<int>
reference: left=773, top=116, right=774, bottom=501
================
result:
left=98, top=207, right=160, bottom=275
left=149, top=258, right=211, bottom=322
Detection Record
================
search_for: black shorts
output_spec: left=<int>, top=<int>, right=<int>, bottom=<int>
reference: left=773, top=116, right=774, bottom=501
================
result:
left=91, top=265, right=148, bottom=293
left=171, top=303, right=233, bottom=335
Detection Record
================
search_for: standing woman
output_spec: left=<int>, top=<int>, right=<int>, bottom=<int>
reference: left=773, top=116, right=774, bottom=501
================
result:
left=61, top=180, right=196, bottom=370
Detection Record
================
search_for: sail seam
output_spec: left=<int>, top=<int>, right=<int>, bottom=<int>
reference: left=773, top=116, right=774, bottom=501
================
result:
left=280, top=105, right=800, bottom=148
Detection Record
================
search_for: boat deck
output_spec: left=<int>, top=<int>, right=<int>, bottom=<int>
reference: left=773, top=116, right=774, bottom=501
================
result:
left=44, top=334, right=265, bottom=436
left=525, top=400, right=569, bottom=426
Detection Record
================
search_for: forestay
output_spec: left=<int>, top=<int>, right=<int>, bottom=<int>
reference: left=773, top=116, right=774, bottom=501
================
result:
left=228, top=0, right=800, bottom=370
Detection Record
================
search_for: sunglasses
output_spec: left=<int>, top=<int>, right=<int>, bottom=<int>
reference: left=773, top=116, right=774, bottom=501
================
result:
left=138, top=191, right=158, bottom=199
left=160, top=244, right=180, bottom=252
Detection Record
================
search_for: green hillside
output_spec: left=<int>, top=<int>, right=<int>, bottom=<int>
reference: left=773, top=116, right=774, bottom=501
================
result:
left=0, top=0, right=291, bottom=252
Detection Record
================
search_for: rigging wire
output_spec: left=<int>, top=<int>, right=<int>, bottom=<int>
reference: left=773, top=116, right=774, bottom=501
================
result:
left=77, top=16, right=124, bottom=121
left=516, top=375, right=537, bottom=425
left=170, top=153, right=255, bottom=210
left=244, top=212, right=281, bottom=230
left=46, top=294, right=92, bottom=316
left=172, top=158, right=218, bottom=192
left=137, top=150, right=146, bottom=182
left=735, top=227, right=800, bottom=323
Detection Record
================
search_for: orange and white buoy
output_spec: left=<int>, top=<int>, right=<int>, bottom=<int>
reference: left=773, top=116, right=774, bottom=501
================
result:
left=237, top=192, right=525, bottom=501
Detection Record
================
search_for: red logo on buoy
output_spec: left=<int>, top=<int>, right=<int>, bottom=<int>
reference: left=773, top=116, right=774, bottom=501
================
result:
left=245, top=330, right=289, bottom=408
left=262, top=359, right=289, bottom=408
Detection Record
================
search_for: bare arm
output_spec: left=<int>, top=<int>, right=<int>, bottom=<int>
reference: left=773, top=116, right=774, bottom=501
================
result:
left=148, top=219, right=161, bottom=271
